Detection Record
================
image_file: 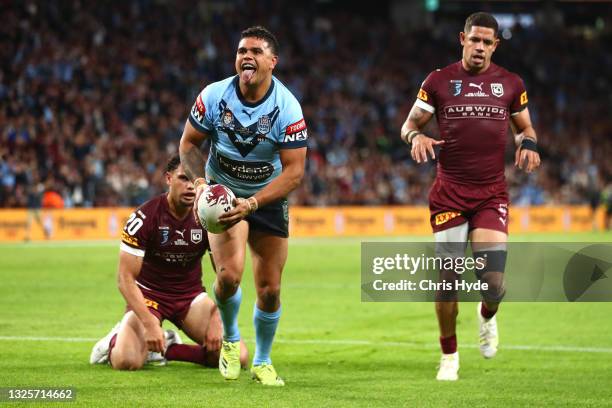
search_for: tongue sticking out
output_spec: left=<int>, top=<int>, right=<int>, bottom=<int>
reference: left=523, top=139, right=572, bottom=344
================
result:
left=241, top=69, right=255, bottom=83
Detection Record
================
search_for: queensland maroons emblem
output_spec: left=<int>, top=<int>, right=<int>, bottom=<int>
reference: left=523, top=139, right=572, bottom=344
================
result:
left=491, top=83, right=504, bottom=97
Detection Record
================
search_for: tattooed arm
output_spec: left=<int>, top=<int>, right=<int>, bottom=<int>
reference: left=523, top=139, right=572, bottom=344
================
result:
left=179, top=119, right=209, bottom=185
left=400, top=105, right=443, bottom=164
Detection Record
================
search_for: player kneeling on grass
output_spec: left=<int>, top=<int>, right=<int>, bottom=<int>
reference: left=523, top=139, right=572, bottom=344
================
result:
left=90, top=155, right=248, bottom=370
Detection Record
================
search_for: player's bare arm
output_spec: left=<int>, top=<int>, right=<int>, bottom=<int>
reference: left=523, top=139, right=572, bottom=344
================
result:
left=179, top=119, right=210, bottom=215
left=116, top=251, right=165, bottom=353
left=179, top=120, right=209, bottom=185
left=401, top=105, right=444, bottom=164
left=219, top=147, right=306, bottom=224
left=510, top=107, right=540, bottom=173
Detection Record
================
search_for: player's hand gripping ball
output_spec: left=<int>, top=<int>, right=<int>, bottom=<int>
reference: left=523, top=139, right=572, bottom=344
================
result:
left=197, top=184, right=236, bottom=233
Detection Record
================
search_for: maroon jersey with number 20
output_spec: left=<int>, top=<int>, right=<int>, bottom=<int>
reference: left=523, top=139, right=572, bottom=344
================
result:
left=120, top=194, right=210, bottom=295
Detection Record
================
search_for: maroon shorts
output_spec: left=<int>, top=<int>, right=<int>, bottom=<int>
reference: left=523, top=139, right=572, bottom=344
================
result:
left=428, top=177, right=509, bottom=234
left=126, top=285, right=205, bottom=329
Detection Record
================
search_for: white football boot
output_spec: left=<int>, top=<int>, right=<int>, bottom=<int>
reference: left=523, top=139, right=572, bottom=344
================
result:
left=436, top=352, right=459, bottom=381
left=477, top=302, right=499, bottom=359
left=147, top=329, right=183, bottom=366
left=89, top=322, right=121, bottom=364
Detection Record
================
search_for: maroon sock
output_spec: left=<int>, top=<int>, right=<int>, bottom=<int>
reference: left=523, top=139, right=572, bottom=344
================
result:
left=439, top=334, right=457, bottom=354
left=107, top=334, right=118, bottom=361
left=165, top=344, right=208, bottom=365
left=481, top=303, right=497, bottom=320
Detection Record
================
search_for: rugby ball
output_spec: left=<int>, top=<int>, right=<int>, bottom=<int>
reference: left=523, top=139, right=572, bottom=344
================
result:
left=196, top=184, right=236, bottom=234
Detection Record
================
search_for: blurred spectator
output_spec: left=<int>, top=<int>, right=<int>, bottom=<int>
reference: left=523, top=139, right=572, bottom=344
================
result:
left=0, top=1, right=610, bottom=208
left=25, top=170, right=51, bottom=240
left=41, top=183, right=64, bottom=209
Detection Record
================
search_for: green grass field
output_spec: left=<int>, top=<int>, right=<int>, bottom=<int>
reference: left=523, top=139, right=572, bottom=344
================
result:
left=1, top=232, right=612, bottom=407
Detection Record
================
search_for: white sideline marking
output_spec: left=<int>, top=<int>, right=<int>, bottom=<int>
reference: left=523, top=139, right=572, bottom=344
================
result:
left=1, top=335, right=611, bottom=354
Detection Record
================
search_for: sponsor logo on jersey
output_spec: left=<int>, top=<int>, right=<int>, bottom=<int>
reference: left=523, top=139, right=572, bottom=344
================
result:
left=153, top=251, right=200, bottom=265
left=464, top=91, right=489, bottom=97
left=196, top=95, right=205, bottom=115
left=173, top=238, right=189, bottom=246
left=191, top=95, right=206, bottom=124
left=283, top=129, right=308, bottom=143
left=216, top=153, right=274, bottom=182
left=520, top=91, right=528, bottom=105
left=449, top=80, right=462, bottom=96
left=465, top=82, right=489, bottom=97
left=444, top=104, right=507, bottom=120
left=286, top=118, right=306, bottom=134
left=176, top=229, right=185, bottom=238
left=418, top=88, right=429, bottom=101
left=257, top=115, right=272, bottom=134
left=283, top=118, right=308, bottom=144
left=434, top=211, right=462, bottom=226
left=491, top=83, right=504, bottom=97
left=469, top=82, right=484, bottom=91
left=191, top=229, right=203, bottom=244
left=242, top=109, right=253, bottom=119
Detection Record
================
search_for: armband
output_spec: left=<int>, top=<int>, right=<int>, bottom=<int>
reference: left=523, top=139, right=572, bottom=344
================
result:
left=520, top=138, right=538, bottom=152
left=402, top=130, right=422, bottom=145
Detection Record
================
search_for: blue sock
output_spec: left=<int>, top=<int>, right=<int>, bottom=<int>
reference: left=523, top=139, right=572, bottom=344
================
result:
left=214, top=285, right=242, bottom=342
left=253, top=304, right=281, bottom=366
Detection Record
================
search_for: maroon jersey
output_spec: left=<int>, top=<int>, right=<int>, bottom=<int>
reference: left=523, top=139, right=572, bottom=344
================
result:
left=416, top=61, right=528, bottom=185
left=120, top=194, right=209, bottom=295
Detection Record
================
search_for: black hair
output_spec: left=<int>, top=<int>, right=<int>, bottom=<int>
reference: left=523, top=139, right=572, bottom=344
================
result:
left=165, top=155, right=181, bottom=173
left=464, top=12, right=499, bottom=37
left=241, top=26, right=279, bottom=56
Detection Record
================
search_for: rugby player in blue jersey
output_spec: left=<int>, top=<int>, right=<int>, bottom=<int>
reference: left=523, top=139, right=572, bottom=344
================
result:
left=179, top=26, right=308, bottom=386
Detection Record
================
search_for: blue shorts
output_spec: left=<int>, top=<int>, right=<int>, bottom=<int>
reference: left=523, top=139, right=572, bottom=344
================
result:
left=246, top=198, right=289, bottom=238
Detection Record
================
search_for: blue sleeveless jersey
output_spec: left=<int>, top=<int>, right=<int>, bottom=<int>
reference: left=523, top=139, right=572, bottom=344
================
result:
left=188, top=75, right=308, bottom=197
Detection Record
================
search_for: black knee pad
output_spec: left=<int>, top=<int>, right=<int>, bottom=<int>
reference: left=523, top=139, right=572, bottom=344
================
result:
left=473, top=250, right=507, bottom=276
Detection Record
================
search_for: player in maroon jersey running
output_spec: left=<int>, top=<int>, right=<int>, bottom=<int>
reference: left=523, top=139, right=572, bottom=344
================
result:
left=90, top=156, right=248, bottom=370
left=400, top=12, right=540, bottom=381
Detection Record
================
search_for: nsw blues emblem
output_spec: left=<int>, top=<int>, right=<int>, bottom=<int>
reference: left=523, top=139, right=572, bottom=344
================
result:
left=449, top=80, right=462, bottom=96
left=159, top=229, right=170, bottom=245
left=257, top=115, right=271, bottom=134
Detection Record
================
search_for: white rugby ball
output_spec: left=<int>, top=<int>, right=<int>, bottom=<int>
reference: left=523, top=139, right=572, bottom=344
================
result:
left=196, top=184, right=236, bottom=234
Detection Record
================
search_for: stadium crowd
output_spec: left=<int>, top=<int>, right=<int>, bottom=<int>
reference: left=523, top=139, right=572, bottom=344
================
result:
left=1, top=1, right=611, bottom=210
